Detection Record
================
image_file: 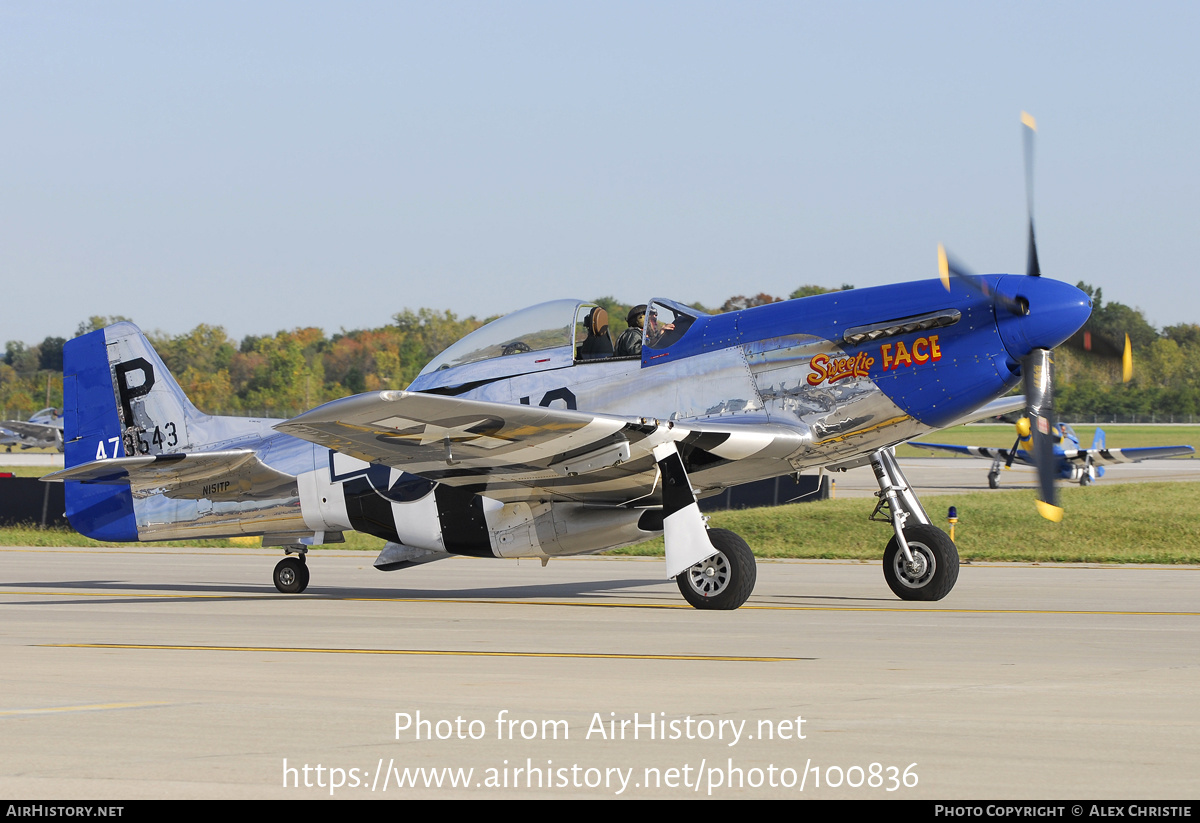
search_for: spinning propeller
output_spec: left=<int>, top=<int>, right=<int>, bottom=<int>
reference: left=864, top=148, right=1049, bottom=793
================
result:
left=937, top=113, right=1100, bottom=522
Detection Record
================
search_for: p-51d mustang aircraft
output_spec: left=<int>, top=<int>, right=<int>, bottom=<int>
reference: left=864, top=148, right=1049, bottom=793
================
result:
left=1, top=408, right=64, bottom=452
left=914, top=423, right=1194, bottom=488
left=45, top=114, right=1092, bottom=610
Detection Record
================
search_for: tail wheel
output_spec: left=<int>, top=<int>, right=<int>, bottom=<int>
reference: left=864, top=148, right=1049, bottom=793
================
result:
left=883, top=524, right=958, bottom=601
left=274, top=556, right=310, bottom=594
left=675, top=528, right=756, bottom=610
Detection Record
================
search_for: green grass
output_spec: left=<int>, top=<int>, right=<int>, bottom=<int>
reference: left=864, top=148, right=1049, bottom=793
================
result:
left=0, top=526, right=388, bottom=552
left=609, top=481, right=1200, bottom=564
left=7, top=481, right=1197, bottom=564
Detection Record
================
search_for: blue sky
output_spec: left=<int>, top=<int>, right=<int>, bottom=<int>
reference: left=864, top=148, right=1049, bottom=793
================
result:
left=2, top=1, right=1197, bottom=343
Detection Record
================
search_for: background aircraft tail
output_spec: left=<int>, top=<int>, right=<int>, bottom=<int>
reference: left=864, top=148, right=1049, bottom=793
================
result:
left=1091, top=428, right=1106, bottom=450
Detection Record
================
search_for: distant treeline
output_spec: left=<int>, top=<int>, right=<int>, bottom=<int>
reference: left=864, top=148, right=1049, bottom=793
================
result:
left=3, top=283, right=1198, bottom=419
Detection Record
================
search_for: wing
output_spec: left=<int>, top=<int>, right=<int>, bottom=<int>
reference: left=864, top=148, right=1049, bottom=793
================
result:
left=1062, top=445, right=1195, bottom=466
left=0, top=420, right=59, bottom=442
left=276, top=390, right=806, bottom=505
left=42, top=450, right=297, bottom=501
left=910, top=441, right=1033, bottom=465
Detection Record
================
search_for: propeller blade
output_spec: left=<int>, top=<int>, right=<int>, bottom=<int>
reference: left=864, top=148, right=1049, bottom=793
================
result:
left=937, top=244, right=1029, bottom=316
left=1022, top=111, right=1041, bottom=278
left=1022, top=348, right=1062, bottom=522
left=1062, top=328, right=1134, bottom=382
left=1122, top=333, right=1133, bottom=383
left=1004, top=429, right=1023, bottom=469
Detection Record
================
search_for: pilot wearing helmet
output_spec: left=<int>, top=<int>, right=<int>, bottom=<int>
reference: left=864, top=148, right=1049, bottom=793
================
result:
left=615, top=304, right=646, bottom=357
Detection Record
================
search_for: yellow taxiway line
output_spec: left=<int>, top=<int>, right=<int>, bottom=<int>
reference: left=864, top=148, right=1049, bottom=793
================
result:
left=3, top=588, right=1197, bottom=616
left=44, top=643, right=803, bottom=662
left=0, top=701, right=169, bottom=716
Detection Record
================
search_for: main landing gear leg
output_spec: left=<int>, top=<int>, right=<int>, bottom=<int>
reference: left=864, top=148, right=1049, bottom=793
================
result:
left=869, top=447, right=959, bottom=601
left=988, top=458, right=1001, bottom=489
left=653, top=441, right=756, bottom=610
left=273, top=548, right=310, bottom=594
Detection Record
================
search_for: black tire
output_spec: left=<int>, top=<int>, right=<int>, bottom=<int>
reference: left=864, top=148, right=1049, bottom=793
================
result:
left=1080, top=474, right=1092, bottom=486
left=274, top=557, right=309, bottom=594
left=882, top=524, right=958, bottom=601
left=987, top=472, right=1000, bottom=489
left=675, top=529, right=756, bottom=610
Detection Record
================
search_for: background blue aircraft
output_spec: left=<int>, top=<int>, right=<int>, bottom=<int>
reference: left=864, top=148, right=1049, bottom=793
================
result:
left=913, top=422, right=1194, bottom=488
left=1, top=408, right=64, bottom=452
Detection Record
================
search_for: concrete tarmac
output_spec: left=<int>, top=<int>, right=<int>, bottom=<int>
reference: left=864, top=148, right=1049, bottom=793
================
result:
left=2, top=545, right=1197, bottom=799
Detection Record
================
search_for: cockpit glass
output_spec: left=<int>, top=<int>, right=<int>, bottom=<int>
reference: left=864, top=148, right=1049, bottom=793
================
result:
left=418, top=299, right=578, bottom=375
left=644, top=301, right=696, bottom=349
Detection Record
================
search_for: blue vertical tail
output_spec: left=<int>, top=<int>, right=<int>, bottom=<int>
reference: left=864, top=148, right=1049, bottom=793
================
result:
left=62, top=327, right=137, bottom=539
left=61, top=322, right=202, bottom=541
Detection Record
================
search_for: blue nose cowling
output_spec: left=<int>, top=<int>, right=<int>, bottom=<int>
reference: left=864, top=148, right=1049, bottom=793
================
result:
left=995, top=276, right=1092, bottom=360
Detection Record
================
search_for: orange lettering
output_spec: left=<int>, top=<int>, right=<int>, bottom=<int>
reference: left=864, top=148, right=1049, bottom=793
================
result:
left=809, top=351, right=875, bottom=385
left=913, top=337, right=929, bottom=363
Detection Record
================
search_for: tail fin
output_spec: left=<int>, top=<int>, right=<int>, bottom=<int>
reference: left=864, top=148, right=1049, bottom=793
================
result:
left=62, top=322, right=205, bottom=539
left=64, top=322, right=204, bottom=466
left=1091, top=427, right=1106, bottom=451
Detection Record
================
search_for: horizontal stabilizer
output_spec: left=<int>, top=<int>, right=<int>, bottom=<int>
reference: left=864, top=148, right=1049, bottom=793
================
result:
left=43, top=450, right=296, bottom=501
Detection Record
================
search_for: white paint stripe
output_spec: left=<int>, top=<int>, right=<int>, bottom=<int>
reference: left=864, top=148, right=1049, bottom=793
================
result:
left=707, top=431, right=775, bottom=460
left=652, top=441, right=679, bottom=463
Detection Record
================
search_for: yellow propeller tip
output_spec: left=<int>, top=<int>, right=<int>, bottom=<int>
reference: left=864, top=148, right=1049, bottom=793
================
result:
left=1036, top=500, right=1063, bottom=522
left=938, top=244, right=950, bottom=291
left=1122, top=334, right=1133, bottom=382
left=1021, top=111, right=1037, bottom=131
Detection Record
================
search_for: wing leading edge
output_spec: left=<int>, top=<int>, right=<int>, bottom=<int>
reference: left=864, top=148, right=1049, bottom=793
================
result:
left=913, top=442, right=1194, bottom=467
left=911, top=442, right=1031, bottom=465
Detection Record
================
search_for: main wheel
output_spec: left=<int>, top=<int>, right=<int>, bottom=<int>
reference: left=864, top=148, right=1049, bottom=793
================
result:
left=882, top=524, right=958, bottom=601
left=675, top=528, right=756, bottom=610
left=987, top=471, right=1000, bottom=489
left=274, top=556, right=310, bottom=594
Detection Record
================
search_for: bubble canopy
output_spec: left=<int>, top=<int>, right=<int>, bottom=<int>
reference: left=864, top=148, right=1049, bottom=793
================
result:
left=417, top=299, right=585, bottom=377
